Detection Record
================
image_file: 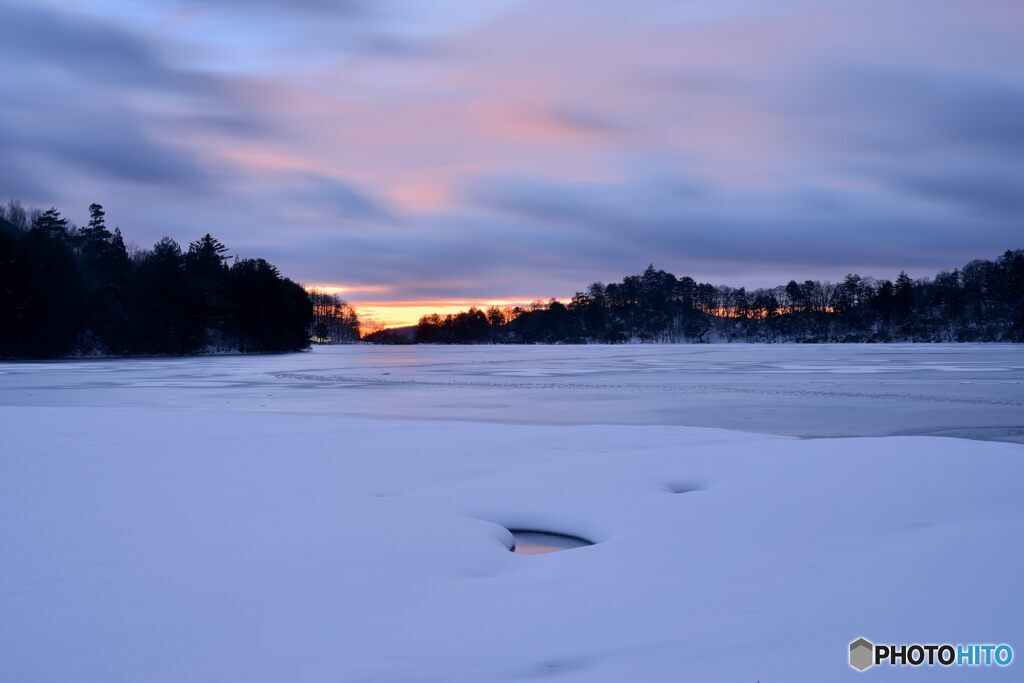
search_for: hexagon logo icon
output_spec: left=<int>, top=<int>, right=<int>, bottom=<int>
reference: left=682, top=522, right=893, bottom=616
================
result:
left=849, top=637, right=874, bottom=671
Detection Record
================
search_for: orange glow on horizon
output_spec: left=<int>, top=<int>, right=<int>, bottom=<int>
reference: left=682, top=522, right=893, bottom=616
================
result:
left=305, top=284, right=842, bottom=330
left=703, top=305, right=837, bottom=319
left=305, top=284, right=841, bottom=330
left=304, top=282, right=570, bottom=329
left=353, top=302, right=838, bottom=329
left=304, top=283, right=394, bottom=296
left=304, top=281, right=564, bottom=329
left=349, top=300, right=557, bottom=329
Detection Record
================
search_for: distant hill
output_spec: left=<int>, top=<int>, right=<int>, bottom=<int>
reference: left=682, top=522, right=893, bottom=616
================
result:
left=363, top=325, right=417, bottom=344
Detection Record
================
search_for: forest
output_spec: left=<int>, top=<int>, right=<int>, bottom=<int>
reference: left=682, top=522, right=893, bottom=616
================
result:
left=412, top=252, right=1024, bottom=344
left=0, top=201, right=328, bottom=358
left=4, top=200, right=1021, bottom=354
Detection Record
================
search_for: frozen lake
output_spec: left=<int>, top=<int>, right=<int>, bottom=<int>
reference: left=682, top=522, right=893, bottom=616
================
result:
left=2, top=343, right=1022, bottom=441
left=2, top=344, right=1023, bottom=681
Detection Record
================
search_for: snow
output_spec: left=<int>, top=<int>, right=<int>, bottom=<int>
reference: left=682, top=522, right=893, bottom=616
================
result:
left=1, top=344, right=1023, bottom=681
left=3, top=343, right=1022, bottom=441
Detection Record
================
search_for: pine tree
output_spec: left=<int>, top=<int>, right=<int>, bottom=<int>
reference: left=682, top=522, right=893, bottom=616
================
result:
left=79, top=203, right=111, bottom=242
left=31, top=208, right=69, bottom=239
left=187, top=234, right=229, bottom=275
left=894, top=271, right=914, bottom=317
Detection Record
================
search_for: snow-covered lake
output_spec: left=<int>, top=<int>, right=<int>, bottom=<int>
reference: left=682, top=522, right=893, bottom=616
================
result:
left=3, top=343, right=1023, bottom=440
left=2, top=344, right=1023, bottom=681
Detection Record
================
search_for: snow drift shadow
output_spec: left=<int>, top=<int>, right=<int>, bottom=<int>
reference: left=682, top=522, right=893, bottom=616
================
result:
left=663, top=481, right=704, bottom=494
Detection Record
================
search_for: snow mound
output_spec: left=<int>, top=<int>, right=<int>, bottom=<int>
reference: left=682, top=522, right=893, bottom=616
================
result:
left=2, top=406, right=1022, bottom=681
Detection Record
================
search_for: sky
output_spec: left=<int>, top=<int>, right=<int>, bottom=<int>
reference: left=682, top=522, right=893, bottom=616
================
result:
left=3, top=0, right=1023, bottom=327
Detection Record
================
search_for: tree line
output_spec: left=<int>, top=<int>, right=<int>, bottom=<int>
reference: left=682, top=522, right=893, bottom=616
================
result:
left=0, top=201, right=324, bottom=358
left=414, top=252, right=1024, bottom=344
left=308, top=290, right=360, bottom=343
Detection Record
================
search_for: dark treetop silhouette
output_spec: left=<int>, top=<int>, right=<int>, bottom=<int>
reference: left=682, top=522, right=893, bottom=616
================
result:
left=0, top=201, right=326, bottom=358
left=409, top=255, right=1024, bottom=344
left=4, top=201, right=1021, bottom=354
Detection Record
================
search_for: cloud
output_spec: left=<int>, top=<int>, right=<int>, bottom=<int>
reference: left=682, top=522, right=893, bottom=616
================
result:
left=0, top=105, right=206, bottom=187
left=4, top=0, right=1023, bottom=304
left=887, top=166, right=1024, bottom=215
left=457, top=169, right=1021, bottom=281
left=281, top=173, right=394, bottom=221
left=798, top=64, right=1024, bottom=157
left=0, top=3, right=219, bottom=92
left=0, top=2, right=275, bottom=192
left=180, top=0, right=368, bottom=13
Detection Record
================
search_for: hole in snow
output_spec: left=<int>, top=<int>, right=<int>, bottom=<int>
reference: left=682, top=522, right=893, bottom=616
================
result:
left=663, top=481, right=702, bottom=494
left=508, top=529, right=593, bottom=555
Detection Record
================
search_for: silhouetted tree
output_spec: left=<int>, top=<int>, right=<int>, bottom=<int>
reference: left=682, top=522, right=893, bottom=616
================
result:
left=226, top=258, right=312, bottom=352
left=408, top=254, right=1024, bottom=345
left=0, top=200, right=318, bottom=358
left=309, top=291, right=360, bottom=343
left=185, top=233, right=230, bottom=341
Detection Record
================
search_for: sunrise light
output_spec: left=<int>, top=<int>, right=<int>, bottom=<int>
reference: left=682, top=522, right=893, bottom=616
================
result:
left=3, top=1, right=1021, bottom=680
